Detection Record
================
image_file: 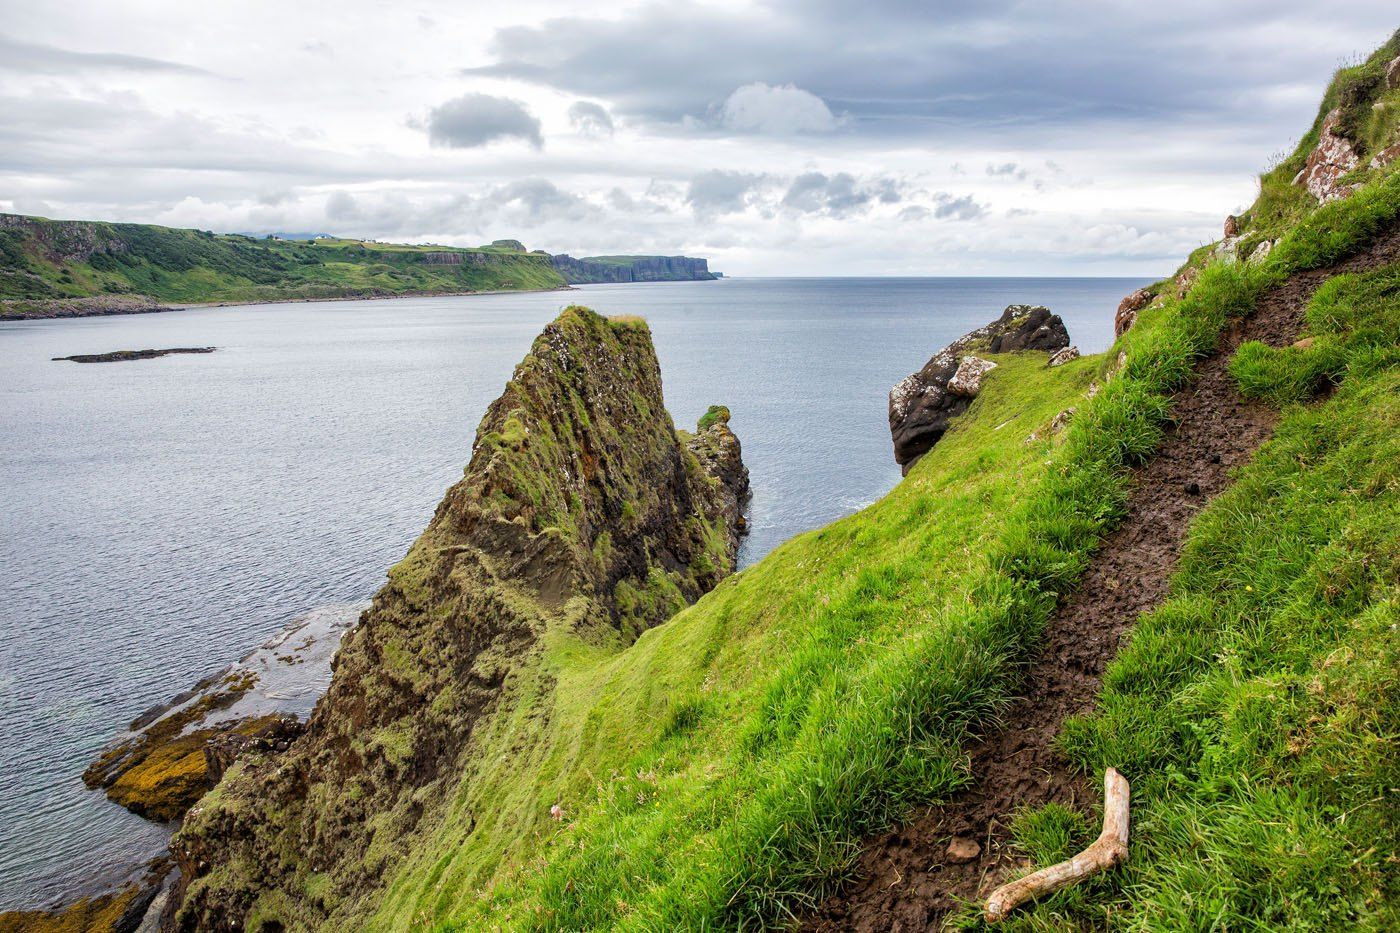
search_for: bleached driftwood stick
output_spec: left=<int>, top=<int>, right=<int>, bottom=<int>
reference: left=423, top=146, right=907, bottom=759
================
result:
left=984, top=767, right=1130, bottom=923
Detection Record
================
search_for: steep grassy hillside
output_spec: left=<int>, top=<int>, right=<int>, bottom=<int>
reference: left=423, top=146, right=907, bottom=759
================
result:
left=336, top=41, right=1397, bottom=932
left=0, top=214, right=566, bottom=309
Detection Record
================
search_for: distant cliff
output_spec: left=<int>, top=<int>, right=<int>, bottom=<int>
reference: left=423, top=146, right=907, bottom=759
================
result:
left=171, top=307, right=748, bottom=929
left=551, top=253, right=718, bottom=283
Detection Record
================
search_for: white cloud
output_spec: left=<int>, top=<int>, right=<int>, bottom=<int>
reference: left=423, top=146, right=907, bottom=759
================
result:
left=568, top=101, right=614, bottom=138
left=718, top=83, right=841, bottom=135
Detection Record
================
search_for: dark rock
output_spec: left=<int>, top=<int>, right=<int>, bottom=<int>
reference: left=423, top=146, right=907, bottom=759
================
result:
left=53, top=347, right=216, bottom=363
left=685, top=405, right=752, bottom=551
left=1185, top=481, right=1201, bottom=496
left=889, top=304, right=1069, bottom=472
left=1115, top=288, right=1152, bottom=337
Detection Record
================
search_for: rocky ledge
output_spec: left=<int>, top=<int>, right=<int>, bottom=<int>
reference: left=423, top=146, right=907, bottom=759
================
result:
left=53, top=347, right=216, bottom=363
left=889, top=304, right=1070, bottom=472
left=170, top=307, right=747, bottom=929
left=82, top=606, right=358, bottom=824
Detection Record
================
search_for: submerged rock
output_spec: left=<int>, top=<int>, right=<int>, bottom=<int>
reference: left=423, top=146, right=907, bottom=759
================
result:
left=171, top=307, right=747, bottom=928
left=889, top=304, right=1069, bottom=472
left=52, top=347, right=215, bottom=363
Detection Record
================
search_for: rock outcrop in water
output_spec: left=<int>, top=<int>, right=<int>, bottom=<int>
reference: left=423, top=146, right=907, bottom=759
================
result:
left=889, top=305, right=1070, bottom=472
left=170, top=307, right=747, bottom=929
left=53, top=347, right=215, bottom=363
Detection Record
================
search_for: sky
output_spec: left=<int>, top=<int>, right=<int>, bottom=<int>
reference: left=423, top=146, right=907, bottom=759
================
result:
left=0, top=2, right=1394, bottom=276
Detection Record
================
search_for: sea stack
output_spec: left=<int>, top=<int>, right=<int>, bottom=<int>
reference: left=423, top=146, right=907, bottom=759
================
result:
left=171, top=306, right=748, bottom=928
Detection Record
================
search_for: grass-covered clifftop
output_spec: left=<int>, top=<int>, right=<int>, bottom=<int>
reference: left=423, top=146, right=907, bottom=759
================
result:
left=0, top=214, right=567, bottom=312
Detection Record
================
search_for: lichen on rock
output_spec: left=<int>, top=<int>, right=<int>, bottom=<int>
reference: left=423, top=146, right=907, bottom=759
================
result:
left=169, top=306, right=748, bottom=929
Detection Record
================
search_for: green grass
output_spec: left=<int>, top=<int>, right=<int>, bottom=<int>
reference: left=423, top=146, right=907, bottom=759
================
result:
left=342, top=165, right=1400, bottom=931
left=0, top=217, right=566, bottom=304
left=985, top=260, right=1400, bottom=932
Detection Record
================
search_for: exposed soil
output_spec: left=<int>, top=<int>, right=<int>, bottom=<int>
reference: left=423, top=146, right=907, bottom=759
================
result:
left=808, top=228, right=1400, bottom=931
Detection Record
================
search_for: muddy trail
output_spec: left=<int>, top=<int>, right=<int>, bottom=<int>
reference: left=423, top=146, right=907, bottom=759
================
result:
left=807, top=228, right=1400, bottom=932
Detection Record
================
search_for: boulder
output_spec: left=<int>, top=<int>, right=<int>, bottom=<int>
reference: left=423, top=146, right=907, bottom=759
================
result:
left=947, top=356, right=997, bottom=397
left=889, top=304, right=1070, bottom=472
left=1223, top=214, right=1239, bottom=238
left=1293, top=108, right=1360, bottom=203
left=1175, top=265, right=1200, bottom=298
left=1115, top=288, right=1152, bottom=337
left=1048, top=345, right=1080, bottom=367
left=1387, top=55, right=1400, bottom=90
left=1246, top=239, right=1275, bottom=265
left=1370, top=142, right=1400, bottom=170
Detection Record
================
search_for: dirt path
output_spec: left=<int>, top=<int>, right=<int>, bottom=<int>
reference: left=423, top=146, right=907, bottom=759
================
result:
left=807, top=229, right=1400, bottom=932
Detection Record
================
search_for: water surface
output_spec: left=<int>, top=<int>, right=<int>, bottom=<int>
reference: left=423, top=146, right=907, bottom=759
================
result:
left=0, top=275, right=1143, bottom=907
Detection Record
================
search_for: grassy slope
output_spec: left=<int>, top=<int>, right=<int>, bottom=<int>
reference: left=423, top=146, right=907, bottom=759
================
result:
left=339, top=56, right=1400, bottom=930
left=0, top=219, right=565, bottom=304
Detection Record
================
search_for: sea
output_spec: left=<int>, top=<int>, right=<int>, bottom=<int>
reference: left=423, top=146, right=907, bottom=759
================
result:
left=0, top=275, right=1146, bottom=908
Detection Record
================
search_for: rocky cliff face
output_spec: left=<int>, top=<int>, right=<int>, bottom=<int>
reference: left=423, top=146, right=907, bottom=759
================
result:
left=551, top=254, right=718, bottom=283
left=889, top=305, right=1070, bottom=472
left=170, top=307, right=746, bottom=929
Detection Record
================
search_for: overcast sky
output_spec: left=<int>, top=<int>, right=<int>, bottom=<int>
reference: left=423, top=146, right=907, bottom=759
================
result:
left=0, top=2, right=1393, bottom=275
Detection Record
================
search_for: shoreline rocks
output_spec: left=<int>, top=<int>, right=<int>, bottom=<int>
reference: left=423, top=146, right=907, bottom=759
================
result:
left=889, top=304, right=1070, bottom=473
left=81, top=605, right=358, bottom=824
left=1, top=295, right=173, bottom=321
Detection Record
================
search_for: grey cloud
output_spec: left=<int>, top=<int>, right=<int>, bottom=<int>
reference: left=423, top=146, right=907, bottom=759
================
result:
left=986, top=162, right=1026, bottom=179
left=782, top=172, right=904, bottom=217
left=931, top=193, right=984, bottom=221
left=782, top=172, right=865, bottom=217
left=425, top=93, right=543, bottom=149
left=326, top=191, right=359, bottom=221
left=0, top=34, right=212, bottom=75
left=463, top=3, right=1396, bottom=141
left=568, top=101, right=615, bottom=137
left=686, top=170, right=763, bottom=216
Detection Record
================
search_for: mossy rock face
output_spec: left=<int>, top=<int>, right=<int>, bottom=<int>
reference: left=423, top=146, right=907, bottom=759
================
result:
left=172, top=306, right=748, bottom=928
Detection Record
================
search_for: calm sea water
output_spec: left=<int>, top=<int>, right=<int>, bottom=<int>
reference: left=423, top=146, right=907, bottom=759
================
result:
left=0, top=276, right=1143, bottom=908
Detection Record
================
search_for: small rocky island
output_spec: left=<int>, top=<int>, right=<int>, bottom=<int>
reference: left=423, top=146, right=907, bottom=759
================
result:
left=53, top=347, right=216, bottom=363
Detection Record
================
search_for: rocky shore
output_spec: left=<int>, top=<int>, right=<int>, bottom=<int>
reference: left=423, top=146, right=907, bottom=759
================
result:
left=0, top=295, right=173, bottom=321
